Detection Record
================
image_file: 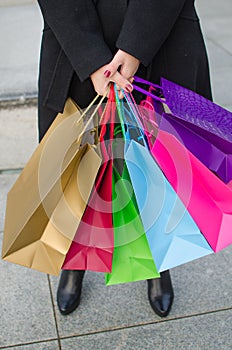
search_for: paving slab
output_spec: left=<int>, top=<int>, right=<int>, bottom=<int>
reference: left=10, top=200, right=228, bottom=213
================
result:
left=0, top=106, right=38, bottom=169
left=210, top=66, right=232, bottom=107
left=0, top=174, right=18, bottom=232
left=221, top=244, right=232, bottom=264
left=205, top=39, right=232, bottom=71
left=0, top=234, right=58, bottom=348
left=60, top=309, right=232, bottom=350
left=49, top=247, right=232, bottom=338
left=171, top=248, right=232, bottom=314
left=0, top=0, right=35, bottom=6
left=2, top=340, right=60, bottom=350
left=200, top=17, right=232, bottom=55
left=196, top=0, right=232, bottom=19
left=0, top=173, right=58, bottom=348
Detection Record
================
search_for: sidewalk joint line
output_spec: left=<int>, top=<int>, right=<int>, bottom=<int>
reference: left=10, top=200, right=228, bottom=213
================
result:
left=0, top=338, right=59, bottom=350
left=57, top=306, right=232, bottom=341
left=0, top=307, right=231, bottom=348
left=207, top=37, right=232, bottom=57
left=0, top=95, right=37, bottom=109
left=0, top=168, right=23, bottom=175
left=47, top=274, right=62, bottom=350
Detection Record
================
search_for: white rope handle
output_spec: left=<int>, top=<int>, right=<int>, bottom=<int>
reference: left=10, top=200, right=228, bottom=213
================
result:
left=76, top=87, right=110, bottom=143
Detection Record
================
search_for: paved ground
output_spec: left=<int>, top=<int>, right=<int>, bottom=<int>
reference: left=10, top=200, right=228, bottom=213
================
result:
left=0, top=1, right=232, bottom=349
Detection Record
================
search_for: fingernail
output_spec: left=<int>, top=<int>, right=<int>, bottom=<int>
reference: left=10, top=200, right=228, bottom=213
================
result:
left=125, top=84, right=133, bottom=93
left=104, top=70, right=111, bottom=78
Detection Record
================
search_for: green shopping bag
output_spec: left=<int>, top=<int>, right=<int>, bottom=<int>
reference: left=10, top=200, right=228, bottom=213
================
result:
left=105, top=162, right=159, bottom=285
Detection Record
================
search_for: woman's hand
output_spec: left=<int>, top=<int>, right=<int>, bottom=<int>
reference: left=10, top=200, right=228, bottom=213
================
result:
left=90, top=50, right=140, bottom=97
left=90, top=64, right=133, bottom=96
left=105, top=49, right=140, bottom=81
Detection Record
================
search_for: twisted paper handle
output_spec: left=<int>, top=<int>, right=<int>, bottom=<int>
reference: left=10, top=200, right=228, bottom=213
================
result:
left=75, top=87, right=110, bottom=144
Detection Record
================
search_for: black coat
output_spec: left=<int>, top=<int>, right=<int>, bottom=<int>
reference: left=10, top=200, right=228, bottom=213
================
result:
left=37, top=0, right=212, bottom=140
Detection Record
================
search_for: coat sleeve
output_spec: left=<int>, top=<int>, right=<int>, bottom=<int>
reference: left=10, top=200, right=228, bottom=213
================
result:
left=116, top=0, right=186, bottom=66
left=37, top=0, right=113, bottom=81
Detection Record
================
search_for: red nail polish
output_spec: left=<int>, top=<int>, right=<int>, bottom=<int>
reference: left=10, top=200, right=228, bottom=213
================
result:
left=125, top=84, right=133, bottom=93
left=104, top=70, right=111, bottom=78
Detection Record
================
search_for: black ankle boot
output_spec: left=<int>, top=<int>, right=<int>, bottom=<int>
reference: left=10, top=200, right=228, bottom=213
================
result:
left=147, top=270, right=174, bottom=317
left=57, top=270, right=85, bottom=315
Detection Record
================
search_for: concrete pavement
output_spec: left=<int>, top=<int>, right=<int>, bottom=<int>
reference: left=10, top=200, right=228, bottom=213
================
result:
left=0, top=1, right=232, bottom=349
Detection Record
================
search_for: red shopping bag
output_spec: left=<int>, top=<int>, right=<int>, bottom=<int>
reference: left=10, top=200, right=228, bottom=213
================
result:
left=62, top=88, right=115, bottom=272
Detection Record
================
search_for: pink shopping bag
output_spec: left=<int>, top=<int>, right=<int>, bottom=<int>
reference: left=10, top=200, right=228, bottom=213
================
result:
left=151, top=130, right=232, bottom=253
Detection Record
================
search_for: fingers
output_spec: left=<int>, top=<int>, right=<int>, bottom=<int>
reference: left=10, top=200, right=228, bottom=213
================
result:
left=110, top=71, right=133, bottom=93
left=113, top=85, right=123, bottom=99
left=103, top=50, right=139, bottom=97
left=103, top=62, right=119, bottom=79
left=104, top=53, right=122, bottom=79
left=93, top=80, right=109, bottom=96
left=90, top=56, right=135, bottom=98
left=118, top=90, right=124, bottom=100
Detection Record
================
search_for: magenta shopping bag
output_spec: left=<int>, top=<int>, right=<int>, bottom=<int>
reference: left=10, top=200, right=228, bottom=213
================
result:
left=151, top=129, right=232, bottom=253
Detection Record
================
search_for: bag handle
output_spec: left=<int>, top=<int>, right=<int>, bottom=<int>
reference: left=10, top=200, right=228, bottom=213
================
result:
left=133, top=76, right=162, bottom=91
left=114, top=85, right=148, bottom=149
left=132, top=76, right=165, bottom=104
left=76, top=87, right=110, bottom=143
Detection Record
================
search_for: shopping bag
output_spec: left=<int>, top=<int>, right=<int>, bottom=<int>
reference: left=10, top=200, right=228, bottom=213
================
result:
left=62, top=87, right=115, bottom=272
left=133, top=76, right=232, bottom=183
left=152, top=129, right=232, bottom=253
left=105, top=163, right=159, bottom=285
left=159, top=112, right=232, bottom=183
left=2, top=97, right=103, bottom=275
left=119, top=92, right=213, bottom=271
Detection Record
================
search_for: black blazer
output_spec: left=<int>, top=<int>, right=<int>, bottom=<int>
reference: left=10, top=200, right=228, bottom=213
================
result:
left=37, top=0, right=212, bottom=139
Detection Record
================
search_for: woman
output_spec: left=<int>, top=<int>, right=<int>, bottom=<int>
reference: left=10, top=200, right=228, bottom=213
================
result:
left=37, top=0, right=212, bottom=317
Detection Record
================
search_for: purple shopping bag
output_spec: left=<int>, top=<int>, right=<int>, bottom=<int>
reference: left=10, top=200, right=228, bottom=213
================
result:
left=133, top=76, right=232, bottom=184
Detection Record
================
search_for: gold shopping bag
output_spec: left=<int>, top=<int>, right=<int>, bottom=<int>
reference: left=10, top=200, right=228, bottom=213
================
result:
left=2, top=97, right=104, bottom=275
